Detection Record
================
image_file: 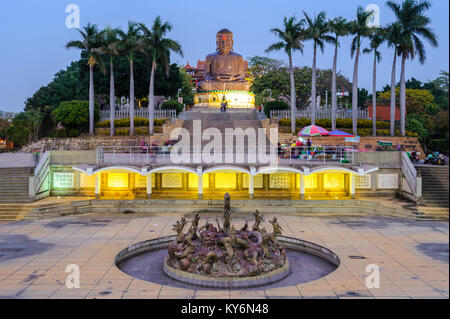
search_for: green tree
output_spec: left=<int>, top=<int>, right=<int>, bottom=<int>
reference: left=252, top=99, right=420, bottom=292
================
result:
left=65, top=23, right=105, bottom=135
left=303, top=11, right=334, bottom=125
left=98, top=27, right=121, bottom=136
left=363, top=28, right=385, bottom=136
left=385, top=21, right=403, bottom=135
left=387, top=0, right=438, bottom=136
left=328, top=16, right=351, bottom=130
left=349, top=7, right=372, bottom=135
left=118, top=21, right=141, bottom=136
left=139, top=16, right=183, bottom=134
left=53, top=100, right=99, bottom=133
left=266, top=16, right=305, bottom=134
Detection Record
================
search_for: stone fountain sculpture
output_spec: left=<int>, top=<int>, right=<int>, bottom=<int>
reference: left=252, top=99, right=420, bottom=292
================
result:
left=165, top=193, right=288, bottom=285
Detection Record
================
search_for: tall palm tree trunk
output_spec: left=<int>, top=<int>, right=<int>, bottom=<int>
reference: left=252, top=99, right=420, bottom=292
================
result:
left=311, top=45, right=317, bottom=126
left=331, top=44, right=338, bottom=131
left=400, top=53, right=406, bottom=137
left=149, top=60, right=156, bottom=134
left=129, top=60, right=135, bottom=136
left=288, top=55, right=296, bottom=134
left=372, top=53, right=377, bottom=136
left=109, top=60, right=115, bottom=136
left=352, top=47, right=360, bottom=136
left=89, top=65, right=94, bottom=135
left=390, top=51, right=397, bottom=136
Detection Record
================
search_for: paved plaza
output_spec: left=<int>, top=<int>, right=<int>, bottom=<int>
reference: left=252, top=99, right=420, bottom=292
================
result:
left=0, top=212, right=448, bottom=299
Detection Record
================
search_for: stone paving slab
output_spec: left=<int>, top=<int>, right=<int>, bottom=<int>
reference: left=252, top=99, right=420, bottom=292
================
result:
left=0, top=212, right=448, bottom=299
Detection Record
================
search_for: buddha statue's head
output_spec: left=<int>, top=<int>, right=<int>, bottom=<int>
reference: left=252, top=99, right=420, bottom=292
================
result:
left=216, top=29, right=233, bottom=55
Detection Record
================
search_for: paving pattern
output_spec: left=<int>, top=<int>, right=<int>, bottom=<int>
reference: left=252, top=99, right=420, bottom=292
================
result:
left=0, top=212, right=448, bottom=299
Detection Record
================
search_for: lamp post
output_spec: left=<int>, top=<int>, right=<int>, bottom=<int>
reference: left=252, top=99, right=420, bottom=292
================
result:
left=177, top=88, right=182, bottom=100
left=267, top=89, right=272, bottom=102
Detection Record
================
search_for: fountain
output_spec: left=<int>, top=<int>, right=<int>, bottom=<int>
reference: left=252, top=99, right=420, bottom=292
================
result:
left=115, top=193, right=340, bottom=290
left=163, top=193, right=290, bottom=287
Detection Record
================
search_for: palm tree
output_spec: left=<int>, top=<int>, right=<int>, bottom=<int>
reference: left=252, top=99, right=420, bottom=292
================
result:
left=65, top=23, right=105, bottom=135
left=349, top=7, right=373, bottom=136
left=328, top=17, right=350, bottom=131
left=99, top=27, right=121, bottom=136
left=363, top=28, right=385, bottom=136
left=118, top=21, right=141, bottom=136
left=138, top=17, right=183, bottom=134
left=303, top=11, right=334, bottom=126
left=387, top=0, right=438, bottom=136
left=266, top=16, right=305, bottom=134
left=385, top=22, right=403, bottom=136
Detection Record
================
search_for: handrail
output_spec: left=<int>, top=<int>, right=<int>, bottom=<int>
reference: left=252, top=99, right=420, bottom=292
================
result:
left=99, top=109, right=176, bottom=121
left=96, top=145, right=354, bottom=166
left=34, top=151, right=50, bottom=195
left=401, top=152, right=420, bottom=198
left=270, top=109, right=371, bottom=120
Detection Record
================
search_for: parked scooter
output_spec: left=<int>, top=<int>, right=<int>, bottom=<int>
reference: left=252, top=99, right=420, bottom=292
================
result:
left=425, top=152, right=447, bottom=166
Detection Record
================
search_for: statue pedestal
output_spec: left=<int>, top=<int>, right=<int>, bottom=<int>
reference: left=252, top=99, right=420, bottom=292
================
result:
left=194, top=90, right=255, bottom=109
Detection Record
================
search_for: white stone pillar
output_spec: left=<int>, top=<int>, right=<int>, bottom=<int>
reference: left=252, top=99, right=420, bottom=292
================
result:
left=249, top=175, right=254, bottom=199
left=95, top=174, right=101, bottom=199
left=300, top=174, right=305, bottom=199
left=146, top=174, right=152, bottom=199
left=197, top=166, right=203, bottom=199
left=350, top=174, right=356, bottom=199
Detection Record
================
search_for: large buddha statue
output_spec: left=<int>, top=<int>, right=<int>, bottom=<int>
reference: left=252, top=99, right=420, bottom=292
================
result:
left=198, top=29, right=251, bottom=92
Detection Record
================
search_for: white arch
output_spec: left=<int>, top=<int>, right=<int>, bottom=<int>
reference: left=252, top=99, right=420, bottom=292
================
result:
left=72, top=165, right=145, bottom=176
left=148, top=165, right=197, bottom=175
left=203, top=165, right=250, bottom=175
left=308, top=166, right=357, bottom=176
left=255, top=166, right=303, bottom=176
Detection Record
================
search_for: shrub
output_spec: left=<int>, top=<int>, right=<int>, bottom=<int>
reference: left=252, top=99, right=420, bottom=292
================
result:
left=95, top=118, right=165, bottom=128
left=135, top=128, right=148, bottom=135
left=67, top=128, right=79, bottom=137
left=53, top=100, right=100, bottom=132
left=115, top=129, right=129, bottom=136
left=263, top=100, right=289, bottom=118
left=161, top=100, right=184, bottom=115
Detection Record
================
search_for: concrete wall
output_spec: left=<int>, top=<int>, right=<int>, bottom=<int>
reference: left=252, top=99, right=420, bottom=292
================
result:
left=0, top=153, right=36, bottom=168
left=50, top=151, right=97, bottom=165
left=354, top=151, right=401, bottom=166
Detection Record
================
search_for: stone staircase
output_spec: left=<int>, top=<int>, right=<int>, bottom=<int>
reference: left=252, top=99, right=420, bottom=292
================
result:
left=25, top=202, right=79, bottom=220
left=182, top=108, right=271, bottom=156
left=0, top=204, right=33, bottom=221
left=416, top=166, right=449, bottom=208
left=0, top=167, right=33, bottom=203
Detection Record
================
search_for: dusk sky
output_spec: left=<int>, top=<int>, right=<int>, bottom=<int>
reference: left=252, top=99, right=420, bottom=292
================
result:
left=0, top=0, right=448, bottom=113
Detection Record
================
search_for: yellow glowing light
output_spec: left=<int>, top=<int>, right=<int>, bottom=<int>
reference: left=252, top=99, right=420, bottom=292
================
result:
left=323, top=174, right=344, bottom=189
left=107, top=173, right=129, bottom=188
left=304, top=174, right=318, bottom=189
left=215, top=173, right=237, bottom=189
left=188, top=174, right=210, bottom=188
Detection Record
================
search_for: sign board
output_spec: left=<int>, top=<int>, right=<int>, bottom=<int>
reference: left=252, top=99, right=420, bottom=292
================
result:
left=345, top=136, right=360, bottom=143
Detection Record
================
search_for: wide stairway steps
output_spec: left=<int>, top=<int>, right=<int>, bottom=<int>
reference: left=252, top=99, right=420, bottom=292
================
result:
left=0, top=204, right=33, bottom=221
left=0, top=167, right=34, bottom=203
left=416, top=166, right=449, bottom=208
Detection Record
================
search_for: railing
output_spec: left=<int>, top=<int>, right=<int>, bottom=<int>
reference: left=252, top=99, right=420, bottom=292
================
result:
left=34, top=151, right=50, bottom=196
left=270, top=109, right=371, bottom=120
left=100, top=109, right=176, bottom=121
left=401, top=152, right=421, bottom=199
left=96, top=145, right=355, bottom=166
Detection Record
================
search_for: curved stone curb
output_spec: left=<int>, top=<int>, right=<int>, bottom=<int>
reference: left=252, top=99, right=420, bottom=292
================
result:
left=115, top=235, right=340, bottom=289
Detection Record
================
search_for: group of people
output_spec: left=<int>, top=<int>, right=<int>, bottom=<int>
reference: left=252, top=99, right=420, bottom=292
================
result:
left=278, top=138, right=313, bottom=158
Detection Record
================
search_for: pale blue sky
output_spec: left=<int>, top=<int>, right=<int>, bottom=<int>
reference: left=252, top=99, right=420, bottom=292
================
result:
left=0, top=0, right=448, bottom=112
